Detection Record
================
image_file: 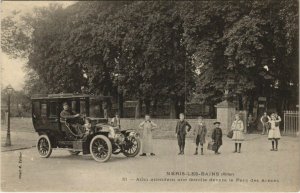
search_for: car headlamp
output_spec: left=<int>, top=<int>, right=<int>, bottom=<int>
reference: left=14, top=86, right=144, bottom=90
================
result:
left=129, top=131, right=137, bottom=137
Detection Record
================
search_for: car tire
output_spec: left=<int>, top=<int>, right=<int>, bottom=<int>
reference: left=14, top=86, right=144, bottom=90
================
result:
left=90, top=135, right=112, bottom=162
left=123, top=136, right=141, bottom=157
left=37, top=135, right=52, bottom=158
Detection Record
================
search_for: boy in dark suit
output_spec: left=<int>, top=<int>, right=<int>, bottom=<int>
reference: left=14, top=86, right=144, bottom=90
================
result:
left=211, top=121, right=223, bottom=155
left=175, top=113, right=192, bottom=155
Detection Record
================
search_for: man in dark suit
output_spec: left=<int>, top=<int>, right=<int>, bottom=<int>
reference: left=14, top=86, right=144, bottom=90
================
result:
left=175, top=113, right=192, bottom=155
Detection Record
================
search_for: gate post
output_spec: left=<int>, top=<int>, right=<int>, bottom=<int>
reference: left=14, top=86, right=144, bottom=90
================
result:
left=215, top=100, right=236, bottom=134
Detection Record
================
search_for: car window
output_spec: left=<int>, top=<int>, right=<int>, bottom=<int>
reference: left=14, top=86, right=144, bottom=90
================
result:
left=49, top=102, right=57, bottom=117
left=71, top=100, right=78, bottom=113
left=80, top=100, right=86, bottom=115
left=41, top=103, right=47, bottom=117
left=33, top=101, right=40, bottom=117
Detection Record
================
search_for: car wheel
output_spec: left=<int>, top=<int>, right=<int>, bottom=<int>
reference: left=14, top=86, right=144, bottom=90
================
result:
left=68, top=150, right=80, bottom=155
left=90, top=135, right=112, bottom=162
left=37, top=135, right=52, bottom=158
left=123, top=136, right=141, bottom=157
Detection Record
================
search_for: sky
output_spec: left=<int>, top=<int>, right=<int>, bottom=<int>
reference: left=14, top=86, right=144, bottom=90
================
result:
left=0, top=1, right=76, bottom=91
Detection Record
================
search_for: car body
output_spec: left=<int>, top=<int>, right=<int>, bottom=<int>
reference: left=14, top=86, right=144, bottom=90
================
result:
left=32, top=93, right=140, bottom=162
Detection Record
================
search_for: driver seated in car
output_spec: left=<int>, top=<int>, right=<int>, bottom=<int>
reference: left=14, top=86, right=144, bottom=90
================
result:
left=60, top=102, right=84, bottom=136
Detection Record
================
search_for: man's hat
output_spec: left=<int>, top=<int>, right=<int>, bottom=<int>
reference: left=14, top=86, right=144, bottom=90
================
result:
left=63, top=102, right=68, bottom=106
left=214, top=121, right=221, bottom=125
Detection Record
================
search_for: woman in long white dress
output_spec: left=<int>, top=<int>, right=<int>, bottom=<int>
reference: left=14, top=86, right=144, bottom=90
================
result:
left=268, top=113, right=281, bottom=151
left=139, top=114, right=158, bottom=156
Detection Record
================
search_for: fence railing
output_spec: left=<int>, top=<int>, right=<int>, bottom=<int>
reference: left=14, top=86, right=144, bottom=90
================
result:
left=283, top=111, right=299, bottom=136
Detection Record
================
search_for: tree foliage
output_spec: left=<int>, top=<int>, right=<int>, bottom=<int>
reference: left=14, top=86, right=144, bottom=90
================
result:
left=1, top=0, right=298, bottom=117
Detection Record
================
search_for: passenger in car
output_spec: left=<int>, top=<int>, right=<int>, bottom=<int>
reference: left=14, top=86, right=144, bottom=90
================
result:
left=82, top=118, right=92, bottom=140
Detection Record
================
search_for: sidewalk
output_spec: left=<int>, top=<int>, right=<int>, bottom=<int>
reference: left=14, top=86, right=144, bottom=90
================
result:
left=1, top=118, right=37, bottom=151
left=1, top=130, right=38, bottom=152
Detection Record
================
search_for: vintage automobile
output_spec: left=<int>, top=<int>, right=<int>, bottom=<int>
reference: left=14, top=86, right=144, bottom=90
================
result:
left=31, top=93, right=140, bottom=162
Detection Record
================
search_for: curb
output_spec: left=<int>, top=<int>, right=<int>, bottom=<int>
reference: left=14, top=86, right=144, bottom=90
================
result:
left=1, top=145, right=36, bottom=152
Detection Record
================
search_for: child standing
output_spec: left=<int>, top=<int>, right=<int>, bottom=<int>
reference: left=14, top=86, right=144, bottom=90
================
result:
left=231, top=114, right=245, bottom=153
left=268, top=113, right=281, bottom=151
left=175, top=113, right=192, bottom=155
left=193, top=116, right=207, bottom=155
left=211, top=121, right=223, bottom=155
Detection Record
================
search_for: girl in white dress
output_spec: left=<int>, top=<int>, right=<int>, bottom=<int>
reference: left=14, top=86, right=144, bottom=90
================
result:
left=231, top=114, right=245, bottom=153
left=268, top=113, right=281, bottom=151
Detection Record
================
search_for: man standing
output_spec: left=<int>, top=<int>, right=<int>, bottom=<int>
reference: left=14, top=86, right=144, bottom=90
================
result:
left=139, top=114, right=158, bottom=156
left=175, top=113, right=192, bottom=155
left=260, top=112, right=269, bottom=135
left=102, top=101, right=108, bottom=119
left=247, top=114, right=255, bottom=133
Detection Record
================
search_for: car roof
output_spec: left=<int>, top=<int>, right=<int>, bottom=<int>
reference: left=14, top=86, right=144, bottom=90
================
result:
left=31, top=93, right=112, bottom=100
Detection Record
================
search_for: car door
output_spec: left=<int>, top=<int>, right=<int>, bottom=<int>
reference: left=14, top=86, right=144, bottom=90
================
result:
left=48, top=101, right=60, bottom=132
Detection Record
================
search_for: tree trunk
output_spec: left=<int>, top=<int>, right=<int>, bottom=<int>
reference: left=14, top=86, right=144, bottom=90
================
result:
left=144, top=99, right=151, bottom=115
left=209, top=103, right=216, bottom=118
left=238, top=95, right=243, bottom=110
left=242, top=95, right=248, bottom=111
left=152, top=99, right=158, bottom=118
left=248, top=95, right=254, bottom=115
left=170, top=98, right=178, bottom=119
left=118, top=91, right=124, bottom=118
left=135, top=99, right=143, bottom=119
left=179, top=98, right=185, bottom=115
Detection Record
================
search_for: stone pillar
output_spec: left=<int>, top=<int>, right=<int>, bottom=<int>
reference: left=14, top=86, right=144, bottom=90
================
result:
left=215, top=100, right=236, bottom=134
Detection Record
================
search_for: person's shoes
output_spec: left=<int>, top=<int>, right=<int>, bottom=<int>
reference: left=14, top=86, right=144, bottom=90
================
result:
left=201, top=152, right=204, bottom=155
left=140, top=153, right=146, bottom=156
left=194, top=151, right=198, bottom=155
left=270, top=149, right=275, bottom=151
left=233, top=150, right=237, bottom=153
left=150, top=153, right=155, bottom=156
left=261, top=133, right=265, bottom=135
left=238, top=150, right=241, bottom=153
left=215, top=152, right=220, bottom=155
left=178, top=152, right=182, bottom=155
left=274, top=149, right=278, bottom=151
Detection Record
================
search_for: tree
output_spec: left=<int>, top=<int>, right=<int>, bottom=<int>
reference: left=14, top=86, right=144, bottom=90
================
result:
left=180, top=0, right=298, bottom=114
left=2, top=1, right=297, bottom=118
left=114, top=1, right=196, bottom=118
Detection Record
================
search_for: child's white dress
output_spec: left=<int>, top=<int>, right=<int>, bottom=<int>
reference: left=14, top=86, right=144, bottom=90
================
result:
left=231, top=120, right=245, bottom=142
left=268, top=120, right=281, bottom=140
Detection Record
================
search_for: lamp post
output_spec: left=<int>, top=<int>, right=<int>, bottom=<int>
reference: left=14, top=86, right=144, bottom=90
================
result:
left=5, top=85, right=13, bottom=146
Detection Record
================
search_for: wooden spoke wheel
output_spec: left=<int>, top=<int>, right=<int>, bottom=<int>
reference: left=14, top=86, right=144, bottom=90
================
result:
left=123, top=136, right=141, bottom=157
left=90, top=135, right=112, bottom=162
left=37, top=135, right=52, bottom=158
